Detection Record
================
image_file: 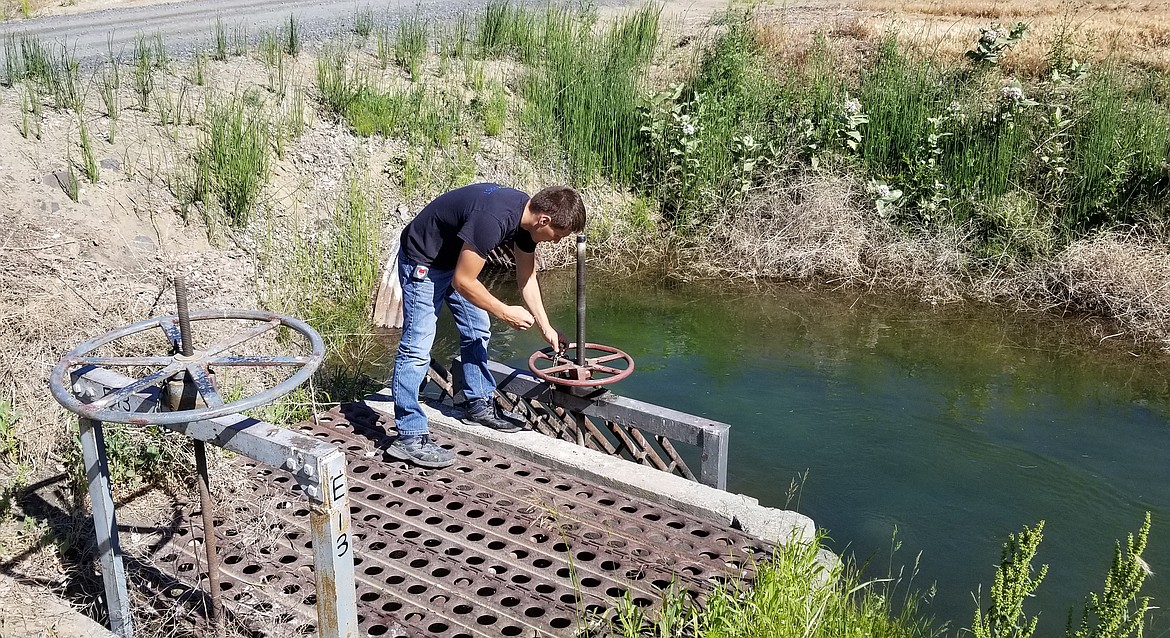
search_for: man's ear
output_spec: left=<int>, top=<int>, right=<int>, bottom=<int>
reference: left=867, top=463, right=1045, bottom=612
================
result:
left=537, top=213, right=552, bottom=227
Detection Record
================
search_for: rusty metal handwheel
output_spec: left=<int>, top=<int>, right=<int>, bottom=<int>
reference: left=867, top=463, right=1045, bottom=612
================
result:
left=49, top=309, right=325, bottom=425
left=528, top=343, right=634, bottom=387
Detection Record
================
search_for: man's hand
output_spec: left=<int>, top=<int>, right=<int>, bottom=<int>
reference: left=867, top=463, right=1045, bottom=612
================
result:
left=500, top=305, right=535, bottom=330
left=541, top=326, right=569, bottom=352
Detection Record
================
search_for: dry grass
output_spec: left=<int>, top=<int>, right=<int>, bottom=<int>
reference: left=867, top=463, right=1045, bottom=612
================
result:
left=1037, top=232, right=1170, bottom=348
left=688, top=169, right=871, bottom=283
left=680, top=167, right=974, bottom=302
left=859, top=0, right=1170, bottom=71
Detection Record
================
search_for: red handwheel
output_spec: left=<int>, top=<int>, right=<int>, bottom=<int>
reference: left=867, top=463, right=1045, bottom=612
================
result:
left=528, top=343, right=634, bottom=387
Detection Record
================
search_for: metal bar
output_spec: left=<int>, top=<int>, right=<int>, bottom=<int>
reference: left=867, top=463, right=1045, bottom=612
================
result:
left=577, top=415, right=618, bottom=455
left=201, top=320, right=282, bottom=357
left=309, top=449, right=359, bottom=638
left=71, top=367, right=342, bottom=503
left=69, top=356, right=175, bottom=367
left=208, top=355, right=313, bottom=366
left=628, top=427, right=670, bottom=473
left=194, top=441, right=224, bottom=633
left=575, top=234, right=585, bottom=368
left=175, top=277, right=195, bottom=356
left=699, top=420, right=729, bottom=491
left=78, top=417, right=134, bottom=638
left=175, top=276, right=224, bottom=635
left=186, top=364, right=225, bottom=408
left=657, top=435, right=698, bottom=482
left=89, top=361, right=184, bottom=410
left=158, top=318, right=182, bottom=352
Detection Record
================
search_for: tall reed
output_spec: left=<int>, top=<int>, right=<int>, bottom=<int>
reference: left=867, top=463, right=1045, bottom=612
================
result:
left=193, top=95, right=272, bottom=225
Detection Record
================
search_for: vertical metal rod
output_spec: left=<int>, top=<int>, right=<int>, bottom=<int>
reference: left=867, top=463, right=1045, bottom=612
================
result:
left=78, top=417, right=134, bottom=638
left=174, top=276, right=223, bottom=633
left=194, top=442, right=223, bottom=633
left=575, top=234, right=586, bottom=367
left=174, top=276, right=194, bottom=357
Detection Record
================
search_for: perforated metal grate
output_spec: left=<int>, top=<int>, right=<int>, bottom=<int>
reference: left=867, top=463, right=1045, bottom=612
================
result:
left=136, top=403, right=771, bottom=637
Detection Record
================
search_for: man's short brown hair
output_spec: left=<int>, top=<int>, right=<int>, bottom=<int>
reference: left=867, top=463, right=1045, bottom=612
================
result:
left=530, top=186, right=586, bottom=232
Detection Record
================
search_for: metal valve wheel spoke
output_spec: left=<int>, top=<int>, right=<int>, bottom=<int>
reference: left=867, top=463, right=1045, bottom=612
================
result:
left=50, top=310, right=325, bottom=426
left=529, top=342, right=634, bottom=387
left=186, top=363, right=226, bottom=408
left=90, top=361, right=186, bottom=410
left=202, top=319, right=282, bottom=357
left=209, top=355, right=313, bottom=366
left=69, top=356, right=177, bottom=367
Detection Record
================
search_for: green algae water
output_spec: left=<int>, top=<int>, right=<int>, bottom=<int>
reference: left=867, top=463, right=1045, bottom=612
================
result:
left=430, top=268, right=1169, bottom=633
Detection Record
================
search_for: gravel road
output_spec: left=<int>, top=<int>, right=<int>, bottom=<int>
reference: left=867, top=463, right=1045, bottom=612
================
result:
left=0, top=0, right=621, bottom=63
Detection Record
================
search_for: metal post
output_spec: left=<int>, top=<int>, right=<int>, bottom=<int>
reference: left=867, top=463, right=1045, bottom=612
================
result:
left=308, top=449, right=359, bottom=638
left=575, top=234, right=586, bottom=367
left=700, top=426, right=730, bottom=491
left=78, top=417, right=134, bottom=638
left=174, top=276, right=224, bottom=633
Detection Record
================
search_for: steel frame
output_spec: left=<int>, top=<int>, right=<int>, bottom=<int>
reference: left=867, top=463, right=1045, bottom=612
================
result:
left=69, top=365, right=357, bottom=638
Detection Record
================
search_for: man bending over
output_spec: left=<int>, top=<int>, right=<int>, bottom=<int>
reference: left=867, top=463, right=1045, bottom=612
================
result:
left=388, top=183, right=585, bottom=468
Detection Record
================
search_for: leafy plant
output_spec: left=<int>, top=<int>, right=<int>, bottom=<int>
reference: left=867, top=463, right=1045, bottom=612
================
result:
left=833, top=95, right=868, bottom=152
left=966, top=22, right=1029, bottom=67
left=1065, top=513, right=1153, bottom=638
left=972, top=521, right=1048, bottom=638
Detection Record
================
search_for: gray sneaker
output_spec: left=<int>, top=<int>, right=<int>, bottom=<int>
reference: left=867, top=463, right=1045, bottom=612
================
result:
left=385, top=435, right=455, bottom=468
left=461, top=401, right=524, bottom=433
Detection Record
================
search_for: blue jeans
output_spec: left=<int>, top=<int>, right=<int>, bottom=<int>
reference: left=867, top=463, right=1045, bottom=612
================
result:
left=391, top=252, right=496, bottom=437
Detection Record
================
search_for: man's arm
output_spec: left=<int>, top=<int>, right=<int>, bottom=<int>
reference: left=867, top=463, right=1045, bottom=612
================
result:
left=453, top=244, right=534, bottom=330
left=515, top=249, right=564, bottom=349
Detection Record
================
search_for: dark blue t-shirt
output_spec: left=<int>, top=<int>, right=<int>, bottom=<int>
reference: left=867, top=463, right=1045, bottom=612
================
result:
left=400, top=183, right=537, bottom=270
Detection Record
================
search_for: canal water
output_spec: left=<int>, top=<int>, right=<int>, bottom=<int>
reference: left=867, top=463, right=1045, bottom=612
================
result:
left=427, top=267, right=1169, bottom=633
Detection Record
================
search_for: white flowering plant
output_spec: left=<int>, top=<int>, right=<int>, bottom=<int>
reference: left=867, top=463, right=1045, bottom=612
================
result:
left=991, top=80, right=1038, bottom=128
left=866, top=178, right=903, bottom=217
left=966, top=22, right=1028, bottom=67
left=833, top=95, right=868, bottom=153
left=638, top=83, right=706, bottom=221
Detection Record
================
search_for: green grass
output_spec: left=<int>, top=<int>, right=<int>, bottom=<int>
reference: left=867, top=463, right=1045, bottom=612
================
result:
left=212, top=16, right=228, bottom=61
left=284, top=13, right=300, bottom=57
left=77, top=116, right=99, bottom=183
left=353, top=5, right=375, bottom=38
left=511, top=3, right=660, bottom=183
left=395, top=14, right=428, bottom=80
left=0, top=33, right=79, bottom=112
left=193, top=94, right=272, bottom=225
left=482, top=81, right=507, bottom=136
left=599, top=533, right=936, bottom=638
left=0, top=400, right=19, bottom=462
left=132, top=33, right=157, bottom=111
